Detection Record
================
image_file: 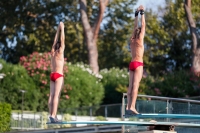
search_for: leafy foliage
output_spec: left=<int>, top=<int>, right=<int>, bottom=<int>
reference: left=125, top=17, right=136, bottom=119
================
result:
left=0, top=0, right=200, bottom=109
left=94, top=116, right=107, bottom=121
left=20, top=52, right=104, bottom=112
left=98, top=0, right=137, bottom=69
left=19, top=52, right=68, bottom=111
left=143, top=0, right=200, bottom=76
left=143, top=11, right=171, bottom=75
left=61, top=62, right=104, bottom=112
left=0, top=59, right=39, bottom=111
left=110, top=68, right=200, bottom=99
left=148, top=71, right=200, bottom=97
left=162, top=0, right=191, bottom=72
left=109, top=68, right=155, bottom=98
left=0, top=0, right=138, bottom=71
left=148, top=70, right=200, bottom=98
left=0, top=0, right=199, bottom=76
left=0, top=0, right=79, bottom=63
left=100, top=68, right=129, bottom=104
left=0, top=103, right=11, bottom=132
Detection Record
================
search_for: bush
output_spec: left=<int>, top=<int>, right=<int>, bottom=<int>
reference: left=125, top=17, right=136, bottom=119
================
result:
left=20, top=52, right=69, bottom=111
left=148, top=70, right=200, bottom=98
left=0, top=103, right=11, bottom=132
left=94, top=116, right=107, bottom=121
left=60, top=62, right=104, bottom=113
left=100, top=68, right=129, bottom=104
left=0, top=59, right=39, bottom=111
left=20, top=53, right=104, bottom=112
left=100, top=67, right=150, bottom=104
left=100, top=67, right=200, bottom=102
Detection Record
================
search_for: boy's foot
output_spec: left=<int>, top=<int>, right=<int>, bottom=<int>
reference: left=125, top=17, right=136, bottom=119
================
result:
left=127, top=109, right=140, bottom=115
left=125, top=110, right=132, bottom=115
left=55, top=117, right=62, bottom=122
left=49, top=116, right=61, bottom=123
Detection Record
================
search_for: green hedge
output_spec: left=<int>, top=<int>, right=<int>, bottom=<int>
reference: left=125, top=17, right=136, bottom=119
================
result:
left=0, top=103, right=11, bottom=132
left=0, top=59, right=39, bottom=111
left=60, top=62, right=104, bottom=113
left=100, top=68, right=129, bottom=104
left=99, top=67, right=152, bottom=104
left=19, top=52, right=103, bottom=112
left=148, top=70, right=200, bottom=97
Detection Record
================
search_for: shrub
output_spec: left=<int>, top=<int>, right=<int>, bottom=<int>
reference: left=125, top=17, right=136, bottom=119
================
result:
left=0, top=59, right=39, bottom=111
left=20, top=53, right=104, bottom=112
left=94, top=116, right=107, bottom=121
left=148, top=70, right=200, bottom=98
left=115, top=69, right=200, bottom=97
left=100, top=68, right=129, bottom=104
left=60, top=62, right=104, bottom=113
left=114, top=71, right=154, bottom=97
left=20, top=52, right=69, bottom=111
left=0, top=103, right=11, bottom=132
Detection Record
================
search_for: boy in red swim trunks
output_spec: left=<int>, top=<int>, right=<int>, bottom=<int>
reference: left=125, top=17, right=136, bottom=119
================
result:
left=126, top=5, right=145, bottom=115
left=48, top=22, right=65, bottom=123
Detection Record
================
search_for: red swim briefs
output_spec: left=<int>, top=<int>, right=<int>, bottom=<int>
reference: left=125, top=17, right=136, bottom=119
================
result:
left=50, top=72, right=64, bottom=82
left=129, top=61, right=143, bottom=71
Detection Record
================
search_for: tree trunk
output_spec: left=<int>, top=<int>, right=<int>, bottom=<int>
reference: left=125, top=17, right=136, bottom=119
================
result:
left=79, top=0, right=108, bottom=74
left=184, top=0, right=200, bottom=76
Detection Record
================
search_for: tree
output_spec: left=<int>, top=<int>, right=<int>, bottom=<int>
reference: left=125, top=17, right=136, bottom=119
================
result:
left=0, top=0, right=136, bottom=71
left=142, top=10, right=171, bottom=75
left=0, top=0, right=75, bottom=63
left=143, top=0, right=199, bottom=76
left=160, top=0, right=191, bottom=72
left=184, top=0, right=200, bottom=76
left=79, top=0, right=109, bottom=74
left=98, top=0, right=138, bottom=69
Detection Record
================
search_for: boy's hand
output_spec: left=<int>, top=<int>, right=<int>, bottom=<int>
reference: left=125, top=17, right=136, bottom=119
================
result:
left=60, top=22, right=64, bottom=29
left=138, top=5, right=145, bottom=11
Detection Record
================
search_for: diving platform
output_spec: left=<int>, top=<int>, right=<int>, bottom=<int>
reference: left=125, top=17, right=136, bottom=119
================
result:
left=123, top=113, right=200, bottom=119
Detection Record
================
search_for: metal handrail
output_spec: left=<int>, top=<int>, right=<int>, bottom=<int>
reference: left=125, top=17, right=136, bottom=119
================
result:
left=123, top=93, right=200, bottom=104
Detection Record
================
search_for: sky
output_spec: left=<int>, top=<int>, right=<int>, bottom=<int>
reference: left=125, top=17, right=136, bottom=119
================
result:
left=135, top=0, right=166, bottom=12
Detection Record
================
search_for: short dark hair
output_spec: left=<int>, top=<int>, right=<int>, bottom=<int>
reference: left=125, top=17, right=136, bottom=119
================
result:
left=134, top=27, right=141, bottom=39
left=54, top=41, right=61, bottom=50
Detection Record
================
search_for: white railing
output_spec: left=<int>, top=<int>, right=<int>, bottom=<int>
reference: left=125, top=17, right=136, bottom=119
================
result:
left=11, top=112, right=121, bottom=130
left=121, top=93, right=200, bottom=119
